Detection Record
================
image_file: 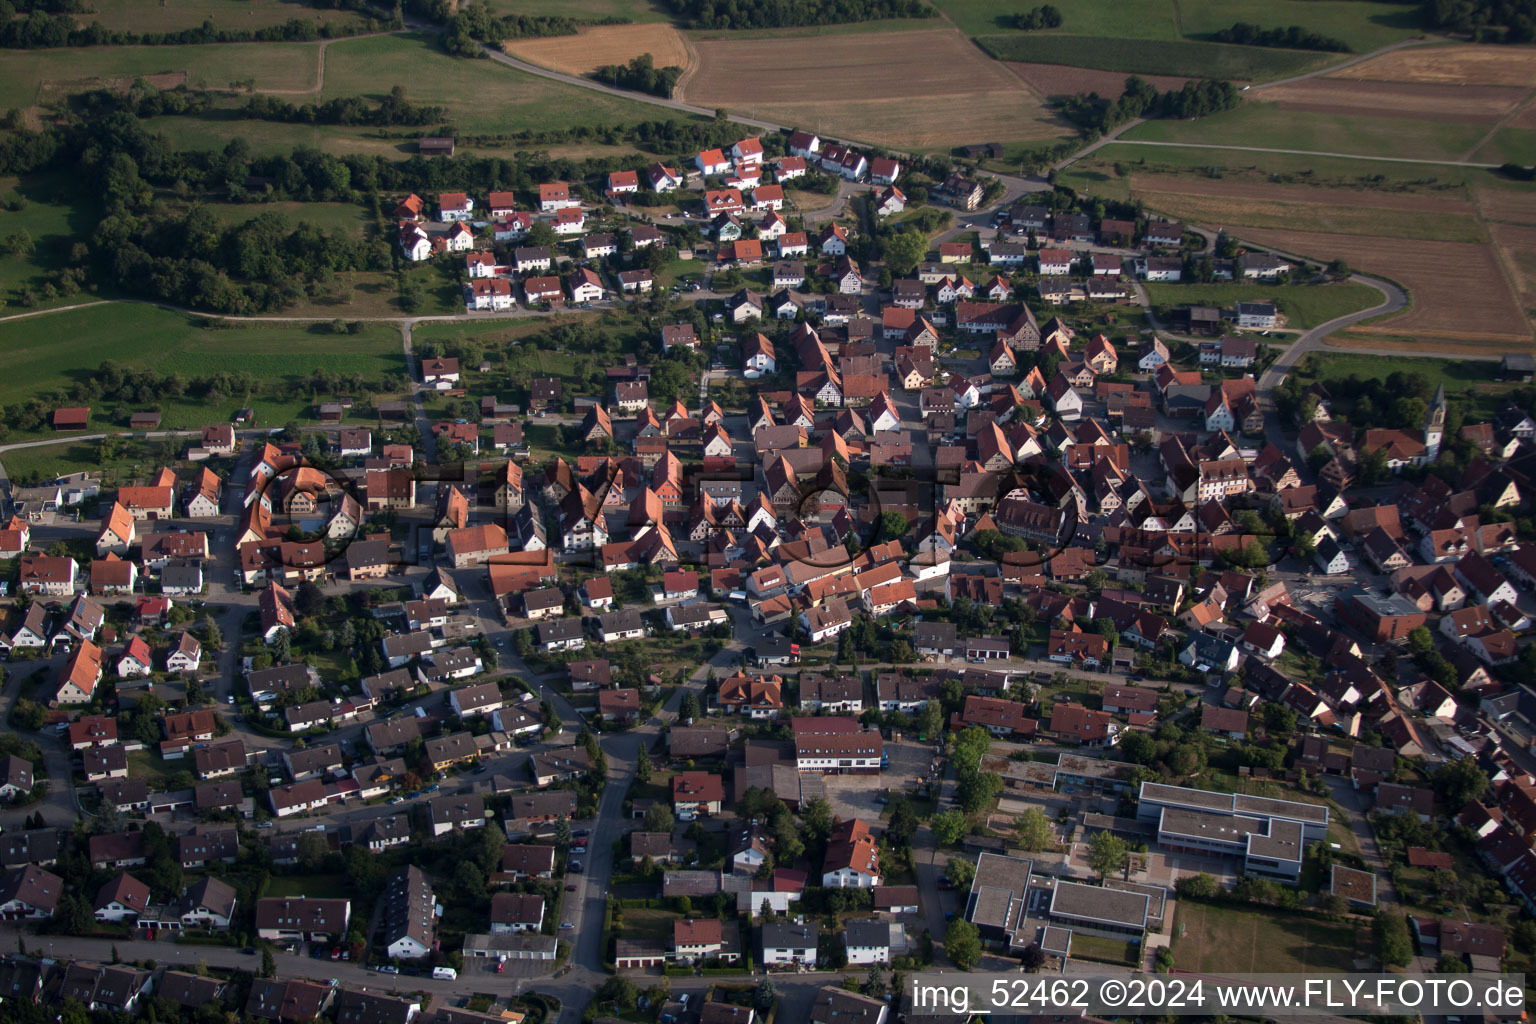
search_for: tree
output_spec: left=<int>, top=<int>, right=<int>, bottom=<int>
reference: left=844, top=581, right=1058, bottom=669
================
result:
left=883, top=229, right=928, bottom=276
left=863, top=964, right=886, bottom=998
left=681, top=692, right=701, bottom=722
left=802, top=797, right=834, bottom=845
left=1374, top=911, right=1413, bottom=968
left=945, top=918, right=981, bottom=970
left=887, top=799, right=919, bottom=848
left=1086, top=830, right=1127, bottom=881
left=1021, top=944, right=1046, bottom=971
left=946, top=856, right=976, bottom=890
left=917, top=699, right=944, bottom=740
left=873, top=511, right=910, bottom=545
left=643, top=803, right=675, bottom=833
left=1175, top=872, right=1219, bottom=900
left=635, top=744, right=653, bottom=784
left=1433, top=756, right=1489, bottom=807
left=1406, top=626, right=1433, bottom=655
left=1015, top=806, right=1053, bottom=851
left=931, top=809, right=968, bottom=845
left=260, top=949, right=276, bottom=978
left=296, top=830, right=330, bottom=872
left=598, top=977, right=640, bottom=1009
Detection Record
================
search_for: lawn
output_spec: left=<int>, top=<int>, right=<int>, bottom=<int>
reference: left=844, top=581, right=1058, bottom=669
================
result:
left=937, top=0, right=1424, bottom=52
left=616, top=907, right=679, bottom=946
left=1122, top=104, right=1490, bottom=163
left=0, top=303, right=408, bottom=439
left=264, top=873, right=351, bottom=899
left=976, top=35, right=1330, bottom=81
left=1142, top=281, right=1384, bottom=330
left=1068, top=933, right=1139, bottom=965
left=1172, top=902, right=1361, bottom=973
left=1, top=440, right=189, bottom=489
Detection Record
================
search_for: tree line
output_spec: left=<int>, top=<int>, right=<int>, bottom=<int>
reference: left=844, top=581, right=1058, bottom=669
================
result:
left=591, top=53, right=685, bottom=99
left=660, top=0, right=934, bottom=30
left=0, top=0, right=377, bottom=48
left=240, top=87, right=448, bottom=127
left=1423, top=0, right=1536, bottom=41
left=1213, top=22, right=1351, bottom=52
left=400, top=0, right=624, bottom=58
left=1055, top=75, right=1241, bottom=135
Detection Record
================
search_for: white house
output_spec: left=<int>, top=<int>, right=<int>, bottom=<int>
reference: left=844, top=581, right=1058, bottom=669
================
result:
left=762, top=922, right=817, bottom=967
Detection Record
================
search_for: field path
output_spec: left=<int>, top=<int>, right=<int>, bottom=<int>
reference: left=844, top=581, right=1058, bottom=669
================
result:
left=1087, top=138, right=1503, bottom=168
left=1460, top=85, right=1536, bottom=161
left=671, top=32, right=702, bottom=103
left=257, top=38, right=329, bottom=95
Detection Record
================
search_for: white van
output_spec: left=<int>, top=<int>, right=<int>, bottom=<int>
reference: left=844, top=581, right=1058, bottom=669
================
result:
left=432, top=967, right=457, bottom=980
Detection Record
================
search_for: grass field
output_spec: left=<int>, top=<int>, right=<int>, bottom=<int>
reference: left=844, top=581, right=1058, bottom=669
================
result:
left=263, top=874, right=351, bottom=899
left=83, top=0, right=374, bottom=33
left=1122, top=104, right=1490, bottom=162
left=936, top=0, right=1424, bottom=53
left=1471, top=126, right=1536, bottom=166
left=975, top=34, right=1331, bottom=81
left=198, top=200, right=373, bottom=237
left=685, top=28, right=1065, bottom=150
left=1143, top=282, right=1384, bottom=330
left=0, top=40, right=323, bottom=111
left=0, top=172, right=102, bottom=311
left=487, top=0, right=672, bottom=20
left=320, top=33, right=686, bottom=136
left=0, top=303, right=407, bottom=437
left=1172, top=902, right=1361, bottom=973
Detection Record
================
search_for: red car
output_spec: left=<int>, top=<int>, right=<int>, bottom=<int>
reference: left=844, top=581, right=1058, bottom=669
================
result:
left=330, top=948, right=341, bottom=962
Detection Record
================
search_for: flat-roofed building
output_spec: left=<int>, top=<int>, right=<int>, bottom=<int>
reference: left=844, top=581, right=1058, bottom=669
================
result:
left=963, top=851, right=1033, bottom=948
left=1046, top=879, right=1149, bottom=939
left=1137, top=781, right=1319, bottom=882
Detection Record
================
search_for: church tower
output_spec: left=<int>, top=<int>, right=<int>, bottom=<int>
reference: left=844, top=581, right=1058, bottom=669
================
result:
left=1425, top=383, right=1447, bottom=461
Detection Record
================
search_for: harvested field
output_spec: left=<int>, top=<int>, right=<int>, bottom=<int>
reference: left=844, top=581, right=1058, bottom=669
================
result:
left=685, top=28, right=1065, bottom=150
left=1476, top=189, right=1536, bottom=226
left=1256, top=78, right=1527, bottom=123
left=1130, top=175, right=1476, bottom=214
left=1005, top=62, right=1187, bottom=99
left=1236, top=227, right=1533, bottom=342
left=503, top=23, right=692, bottom=77
left=1134, top=189, right=1485, bottom=243
left=1329, top=44, right=1536, bottom=87
left=1489, top=222, right=1536, bottom=307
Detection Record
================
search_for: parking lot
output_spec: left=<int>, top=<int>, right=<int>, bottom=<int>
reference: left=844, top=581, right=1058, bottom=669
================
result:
left=821, top=736, right=935, bottom=822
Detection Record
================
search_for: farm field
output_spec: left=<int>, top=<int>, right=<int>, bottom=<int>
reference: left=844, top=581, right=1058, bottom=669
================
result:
left=935, top=0, right=1425, bottom=54
left=79, top=0, right=374, bottom=33
left=1234, top=226, right=1533, bottom=343
left=1470, top=127, right=1536, bottom=167
left=1121, top=104, right=1490, bottom=163
left=1059, top=143, right=1529, bottom=201
left=0, top=40, right=322, bottom=111
left=1130, top=182, right=1487, bottom=243
left=683, top=28, right=1066, bottom=150
left=975, top=35, right=1330, bottom=82
left=504, top=23, right=692, bottom=77
left=1172, top=902, right=1362, bottom=974
left=1256, top=77, right=1528, bottom=123
left=1329, top=43, right=1536, bottom=86
left=1489, top=223, right=1536, bottom=311
left=1143, top=282, right=1386, bottom=330
left=1005, top=63, right=1188, bottom=100
left=0, top=304, right=408, bottom=437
